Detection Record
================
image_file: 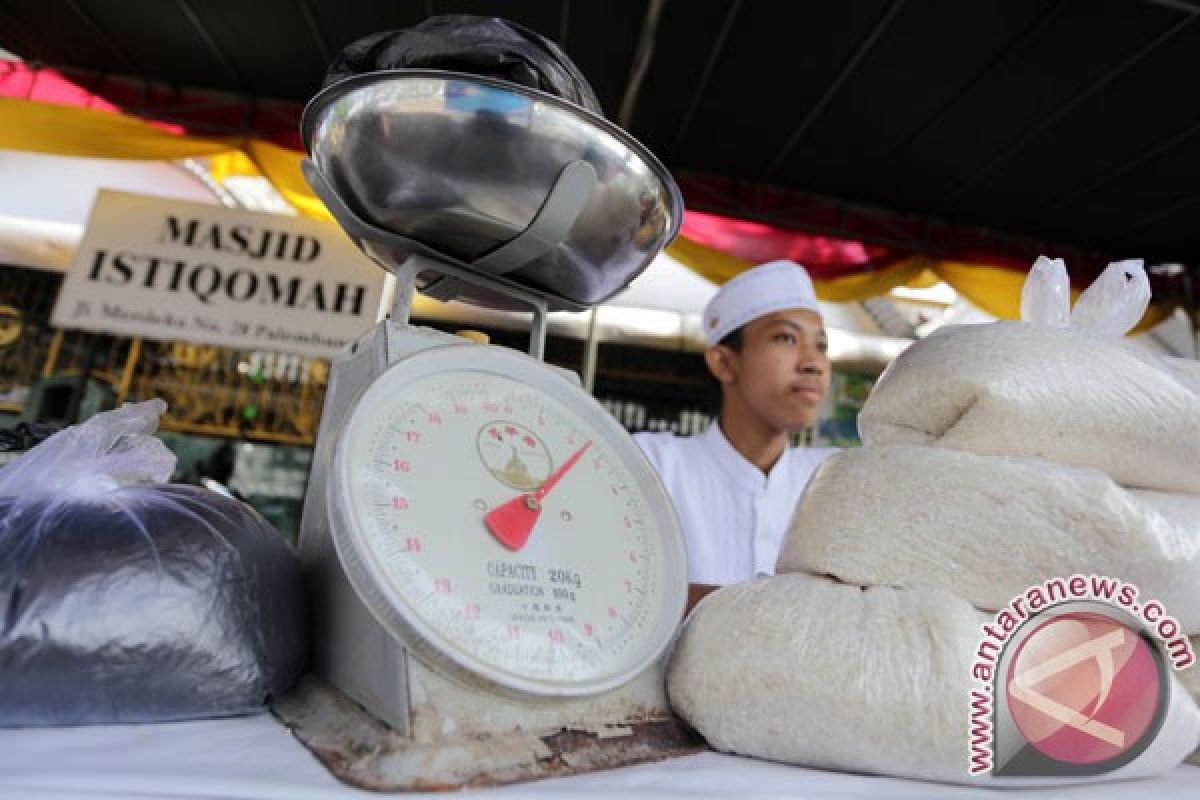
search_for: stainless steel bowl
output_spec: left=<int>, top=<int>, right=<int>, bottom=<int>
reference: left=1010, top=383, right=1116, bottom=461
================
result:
left=303, top=71, right=684, bottom=310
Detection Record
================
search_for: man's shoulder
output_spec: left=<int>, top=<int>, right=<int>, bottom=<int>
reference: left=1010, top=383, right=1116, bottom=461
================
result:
left=785, top=444, right=841, bottom=469
left=631, top=431, right=699, bottom=452
left=631, top=431, right=707, bottom=467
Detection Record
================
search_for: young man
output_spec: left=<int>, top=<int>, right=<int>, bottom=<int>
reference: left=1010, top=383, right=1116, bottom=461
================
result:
left=634, top=260, right=837, bottom=613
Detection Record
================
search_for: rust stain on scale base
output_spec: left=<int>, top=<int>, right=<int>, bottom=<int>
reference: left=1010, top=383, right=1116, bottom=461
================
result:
left=272, top=676, right=704, bottom=792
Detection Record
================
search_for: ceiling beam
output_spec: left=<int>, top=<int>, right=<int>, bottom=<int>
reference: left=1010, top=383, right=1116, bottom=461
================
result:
left=296, top=0, right=332, bottom=66
left=617, top=0, right=666, bottom=129
left=1042, top=115, right=1200, bottom=213
left=862, top=0, right=1064, bottom=183
left=1116, top=187, right=1200, bottom=237
left=558, top=0, right=571, bottom=49
left=63, top=0, right=143, bottom=77
left=668, top=0, right=742, bottom=160
left=946, top=14, right=1196, bottom=202
left=760, top=0, right=907, bottom=180
left=176, top=0, right=244, bottom=89
left=1143, top=0, right=1200, bottom=14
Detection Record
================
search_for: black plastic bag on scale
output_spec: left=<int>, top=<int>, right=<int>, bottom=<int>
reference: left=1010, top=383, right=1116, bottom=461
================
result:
left=322, top=13, right=602, bottom=114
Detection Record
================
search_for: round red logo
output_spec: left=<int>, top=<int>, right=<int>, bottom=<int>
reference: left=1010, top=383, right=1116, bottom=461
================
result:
left=1005, top=612, right=1162, bottom=766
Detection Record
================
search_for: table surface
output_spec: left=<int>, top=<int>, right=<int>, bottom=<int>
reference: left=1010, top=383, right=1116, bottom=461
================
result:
left=2, top=713, right=1198, bottom=800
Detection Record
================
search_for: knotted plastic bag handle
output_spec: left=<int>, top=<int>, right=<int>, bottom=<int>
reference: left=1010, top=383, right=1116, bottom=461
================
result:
left=0, top=399, right=175, bottom=499
left=1020, top=256, right=1150, bottom=339
left=1069, top=258, right=1150, bottom=339
left=1019, top=255, right=1071, bottom=328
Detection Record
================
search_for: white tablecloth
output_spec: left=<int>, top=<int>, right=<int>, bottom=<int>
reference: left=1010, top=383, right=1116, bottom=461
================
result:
left=1, top=713, right=1197, bottom=800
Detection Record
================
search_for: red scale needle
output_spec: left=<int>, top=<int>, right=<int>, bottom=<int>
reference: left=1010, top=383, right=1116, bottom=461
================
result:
left=485, top=440, right=592, bottom=551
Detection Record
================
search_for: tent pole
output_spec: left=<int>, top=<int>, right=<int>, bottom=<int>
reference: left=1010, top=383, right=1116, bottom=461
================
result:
left=582, top=308, right=600, bottom=394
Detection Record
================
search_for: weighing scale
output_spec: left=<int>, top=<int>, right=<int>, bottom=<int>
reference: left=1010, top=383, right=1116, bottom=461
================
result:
left=277, top=71, right=700, bottom=790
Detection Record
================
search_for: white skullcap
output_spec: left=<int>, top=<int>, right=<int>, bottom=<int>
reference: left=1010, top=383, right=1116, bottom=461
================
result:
left=703, top=260, right=820, bottom=346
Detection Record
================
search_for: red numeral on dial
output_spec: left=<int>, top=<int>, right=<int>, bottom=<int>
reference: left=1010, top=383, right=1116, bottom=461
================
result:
left=403, top=536, right=422, bottom=553
left=548, top=629, right=565, bottom=645
left=464, top=603, right=480, bottom=620
left=392, top=497, right=409, bottom=510
left=434, top=577, right=452, bottom=594
left=405, top=430, right=421, bottom=443
left=393, top=459, right=410, bottom=473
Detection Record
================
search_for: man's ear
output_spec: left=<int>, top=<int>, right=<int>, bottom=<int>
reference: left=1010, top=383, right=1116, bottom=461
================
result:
left=704, top=345, right=737, bottom=385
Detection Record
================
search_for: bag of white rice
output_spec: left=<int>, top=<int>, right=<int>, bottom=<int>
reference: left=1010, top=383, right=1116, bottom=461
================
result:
left=667, top=574, right=1200, bottom=784
left=778, top=445, right=1200, bottom=632
left=858, top=258, right=1200, bottom=493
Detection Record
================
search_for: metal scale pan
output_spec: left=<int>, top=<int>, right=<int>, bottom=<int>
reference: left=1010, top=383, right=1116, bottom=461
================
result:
left=276, top=71, right=701, bottom=790
left=301, top=69, right=683, bottom=313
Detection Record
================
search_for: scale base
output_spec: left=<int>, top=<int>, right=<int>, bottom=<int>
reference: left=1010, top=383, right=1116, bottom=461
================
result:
left=273, top=676, right=703, bottom=792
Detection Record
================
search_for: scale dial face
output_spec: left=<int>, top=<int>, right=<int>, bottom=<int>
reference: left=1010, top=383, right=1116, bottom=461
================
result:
left=329, top=344, right=687, bottom=697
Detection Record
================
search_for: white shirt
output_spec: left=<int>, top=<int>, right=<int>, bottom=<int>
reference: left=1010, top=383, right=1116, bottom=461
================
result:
left=634, top=424, right=838, bottom=586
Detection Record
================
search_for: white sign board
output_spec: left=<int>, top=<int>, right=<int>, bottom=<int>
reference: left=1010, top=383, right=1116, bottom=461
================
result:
left=51, top=190, right=387, bottom=358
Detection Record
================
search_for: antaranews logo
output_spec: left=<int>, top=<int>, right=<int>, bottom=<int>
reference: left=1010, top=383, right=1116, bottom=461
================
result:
left=967, top=574, right=1195, bottom=778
